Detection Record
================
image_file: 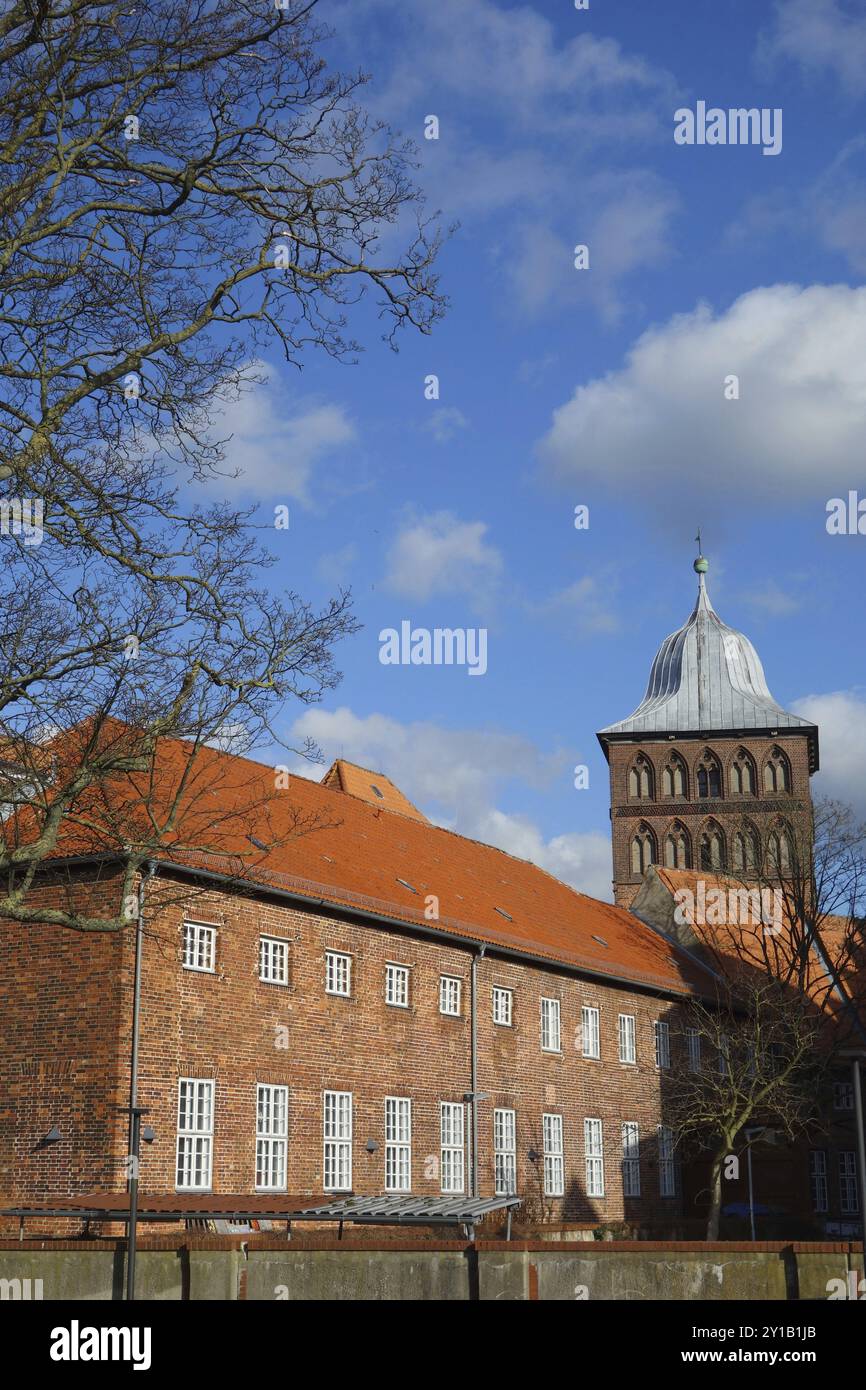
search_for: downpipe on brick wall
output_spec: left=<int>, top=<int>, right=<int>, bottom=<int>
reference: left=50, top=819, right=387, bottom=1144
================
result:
left=469, top=944, right=486, bottom=1199
left=126, top=860, right=157, bottom=1302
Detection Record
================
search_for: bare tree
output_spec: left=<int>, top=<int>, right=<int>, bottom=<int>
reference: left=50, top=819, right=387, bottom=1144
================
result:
left=0, top=0, right=445, bottom=930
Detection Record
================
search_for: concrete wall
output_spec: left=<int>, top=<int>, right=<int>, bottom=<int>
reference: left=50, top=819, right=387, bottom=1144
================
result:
left=0, top=1239, right=860, bottom=1301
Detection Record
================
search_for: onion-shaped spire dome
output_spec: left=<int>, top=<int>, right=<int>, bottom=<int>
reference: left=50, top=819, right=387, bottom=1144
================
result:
left=598, top=554, right=818, bottom=750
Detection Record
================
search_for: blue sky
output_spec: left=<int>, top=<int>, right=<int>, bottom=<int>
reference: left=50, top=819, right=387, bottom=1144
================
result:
left=204, top=0, right=866, bottom=900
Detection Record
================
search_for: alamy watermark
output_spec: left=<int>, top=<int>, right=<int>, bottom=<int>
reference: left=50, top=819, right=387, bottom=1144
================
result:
left=0, top=497, right=43, bottom=545
left=674, top=102, right=782, bottom=157
left=379, top=621, right=487, bottom=676
left=674, top=880, right=783, bottom=936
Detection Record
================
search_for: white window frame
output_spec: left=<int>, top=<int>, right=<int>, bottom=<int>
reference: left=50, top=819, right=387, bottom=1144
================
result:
left=385, top=962, right=410, bottom=1009
left=439, top=975, right=461, bottom=1017
left=385, top=1097, right=412, bottom=1192
left=542, top=1112, right=564, bottom=1197
left=256, top=1083, right=288, bottom=1191
left=686, top=1028, right=701, bottom=1073
left=176, top=1078, right=214, bottom=1190
left=259, top=935, right=289, bottom=986
left=654, top=1019, right=671, bottom=1069
left=582, top=1005, right=600, bottom=1059
left=839, top=1151, right=859, bottom=1215
left=493, top=1108, right=516, bottom=1196
left=492, top=987, right=513, bottom=1026
left=621, top=1122, right=640, bottom=1198
left=810, top=1150, right=828, bottom=1214
left=584, top=1118, right=604, bottom=1198
left=182, top=921, right=216, bottom=973
left=541, top=997, right=561, bottom=1053
left=658, top=1124, right=676, bottom=1197
left=325, top=951, right=351, bottom=997
left=618, top=1013, right=636, bottom=1064
left=833, top=1081, right=855, bottom=1111
left=323, top=1090, right=352, bottom=1191
left=440, top=1102, right=465, bottom=1194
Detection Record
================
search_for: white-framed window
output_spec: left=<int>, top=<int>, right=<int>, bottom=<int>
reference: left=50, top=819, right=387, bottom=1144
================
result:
left=584, top=1118, right=604, bottom=1198
left=259, top=936, right=289, bottom=986
left=839, top=1151, right=859, bottom=1214
left=541, top=997, right=561, bottom=1053
left=440, top=1102, right=465, bottom=1194
left=492, top=987, right=513, bottom=1026
left=654, top=1020, right=671, bottom=1069
left=385, top=1097, right=412, bottom=1192
left=582, top=1005, right=600, bottom=1059
left=833, top=1081, right=855, bottom=1111
left=622, top=1122, right=640, bottom=1198
left=256, top=1084, right=288, bottom=1191
left=618, top=1013, right=636, bottom=1064
left=686, top=1028, right=701, bottom=1073
left=658, top=1125, right=676, bottom=1197
left=717, top=1034, right=730, bottom=1075
left=809, top=1150, right=828, bottom=1214
left=323, top=1090, right=352, bottom=1191
left=325, top=951, right=351, bottom=997
left=542, top=1113, right=564, bottom=1197
left=182, top=921, right=216, bottom=973
left=440, top=975, right=461, bottom=1016
left=385, top=963, right=410, bottom=1008
left=493, top=1108, right=516, bottom=1196
left=176, top=1078, right=214, bottom=1190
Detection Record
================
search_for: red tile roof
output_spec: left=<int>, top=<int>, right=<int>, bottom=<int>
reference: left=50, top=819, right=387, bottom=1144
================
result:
left=14, top=723, right=713, bottom=999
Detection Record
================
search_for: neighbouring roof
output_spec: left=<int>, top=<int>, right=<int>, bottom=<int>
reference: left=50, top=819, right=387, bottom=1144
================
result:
left=597, top=561, right=819, bottom=766
left=11, top=720, right=714, bottom=1000
left=321, top=759, right=429, bottom=823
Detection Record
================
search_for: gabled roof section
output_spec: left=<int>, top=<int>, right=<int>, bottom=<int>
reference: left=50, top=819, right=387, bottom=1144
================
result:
left=321, top=759, right=429, bottom=823
left=597, top=559, right=818, bottom=768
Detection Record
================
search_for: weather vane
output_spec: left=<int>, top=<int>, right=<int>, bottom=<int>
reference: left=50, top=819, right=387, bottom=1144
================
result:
left=695, top=528, right=702, bottom=555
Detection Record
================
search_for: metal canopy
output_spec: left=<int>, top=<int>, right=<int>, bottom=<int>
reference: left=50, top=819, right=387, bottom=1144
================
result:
left=288, top=1194, right=521, bottom=1225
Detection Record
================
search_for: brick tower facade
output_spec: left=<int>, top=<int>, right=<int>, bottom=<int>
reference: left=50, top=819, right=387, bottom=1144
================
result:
left=597, top=556, right=820, bottom=908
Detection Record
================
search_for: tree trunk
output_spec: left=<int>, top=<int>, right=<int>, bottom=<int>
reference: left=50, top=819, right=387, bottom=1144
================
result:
left=706, top=1149, right=726, bottom=1240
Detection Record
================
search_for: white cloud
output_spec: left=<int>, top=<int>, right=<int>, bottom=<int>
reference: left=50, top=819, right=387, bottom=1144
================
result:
left=538, top=284, right=866, bottom=509
left=204, top=363, right=356, bottom=503
left=287, top=705, right=613, bottom=900
left=421, top=407, right=469, bottom=445
left=383, top=511, right=502, bottom=608
left=791, top=690, right=866, bottom=815
left=759, top=0, right=866, bottom=95
left=530, top=575, right=620, bottom=635
left=741, top=580, right=801, bottom=618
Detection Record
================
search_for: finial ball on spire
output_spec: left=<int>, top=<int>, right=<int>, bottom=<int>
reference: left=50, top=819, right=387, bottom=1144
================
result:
left=694, top=555, right=709, bottom=575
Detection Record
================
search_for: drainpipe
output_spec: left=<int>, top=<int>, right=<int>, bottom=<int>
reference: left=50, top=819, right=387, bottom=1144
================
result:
left=852, top=1060, right=866, bottom=1269
left=470, top=944, right=486, bottom=1198
left=126, top=860, right=156, bottom=1302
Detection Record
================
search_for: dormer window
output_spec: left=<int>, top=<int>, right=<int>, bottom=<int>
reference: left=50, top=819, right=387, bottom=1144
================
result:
left=628, top=754, right=654, bottom=800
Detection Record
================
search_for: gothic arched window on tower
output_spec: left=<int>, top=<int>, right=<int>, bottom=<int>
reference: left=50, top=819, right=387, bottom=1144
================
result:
left=731, top=748, right=756, bottom=796
left=662, top=753, right=687, bottom=799
left=696, top=750, right=722, bottom=800
left=763, top=747, right=791, bottom=795
left=664, top=821, right=691, bottom=870
left=732, top=824, right=760, bottom=874
left=699, top=820, right=725, bottom=871
left=628, top=754, right=654, bottom=800
left=630, top=823, right=656, bottom=875
left=767, top=822, right=795, bottom=875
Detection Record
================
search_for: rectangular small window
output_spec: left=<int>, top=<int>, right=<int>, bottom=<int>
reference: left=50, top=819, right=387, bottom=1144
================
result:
left=440, top=975, right=461, bottom=1016
left=582, top=1005, right=600, bottom=1059
left=440, top=1102, right=465, bottom=1194
left=810, top=1150, right=828, bottom=1214
left=686, top=1028, right=701, bottom=1073
left=542, top=1113, right=564, bottom=1196
left=182, top=921, right=216, bottom=973
left=492, top=987, right=513, bottom=1026
left=325, top=951, right=351, bottom=997
left=658, top=1125, right=676, bottom=1197
left=618, top=1013, right=636, bottom=1064
left=323, top=1090, right=352, bottom=1191
left=585, top=1118, right=604, bottom=1197
left=833, top=1081, right=855, bottom=1111
left=385, top=963, right=410, bottom=1008
left=839, top=1151, right=859, bottom=1214
left=654, top=1020, right=671, bottom=1069
left=622, top=1122, right=640, bottom=1198
left=385, top=1097, right=412, bottom=1192
left=541, top=997, right=561, bottom=1053
left=176, top=1079, right=214, bottom=1190
left=259, top=936, right=289, bottom=986
left=256, top=1084, right=288, bottom=1190
left=493, top=1108, right=517, bottom=1195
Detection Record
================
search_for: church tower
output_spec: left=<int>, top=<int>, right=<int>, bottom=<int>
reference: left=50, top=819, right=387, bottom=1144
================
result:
left=597, top=554, right=820, bottom=908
